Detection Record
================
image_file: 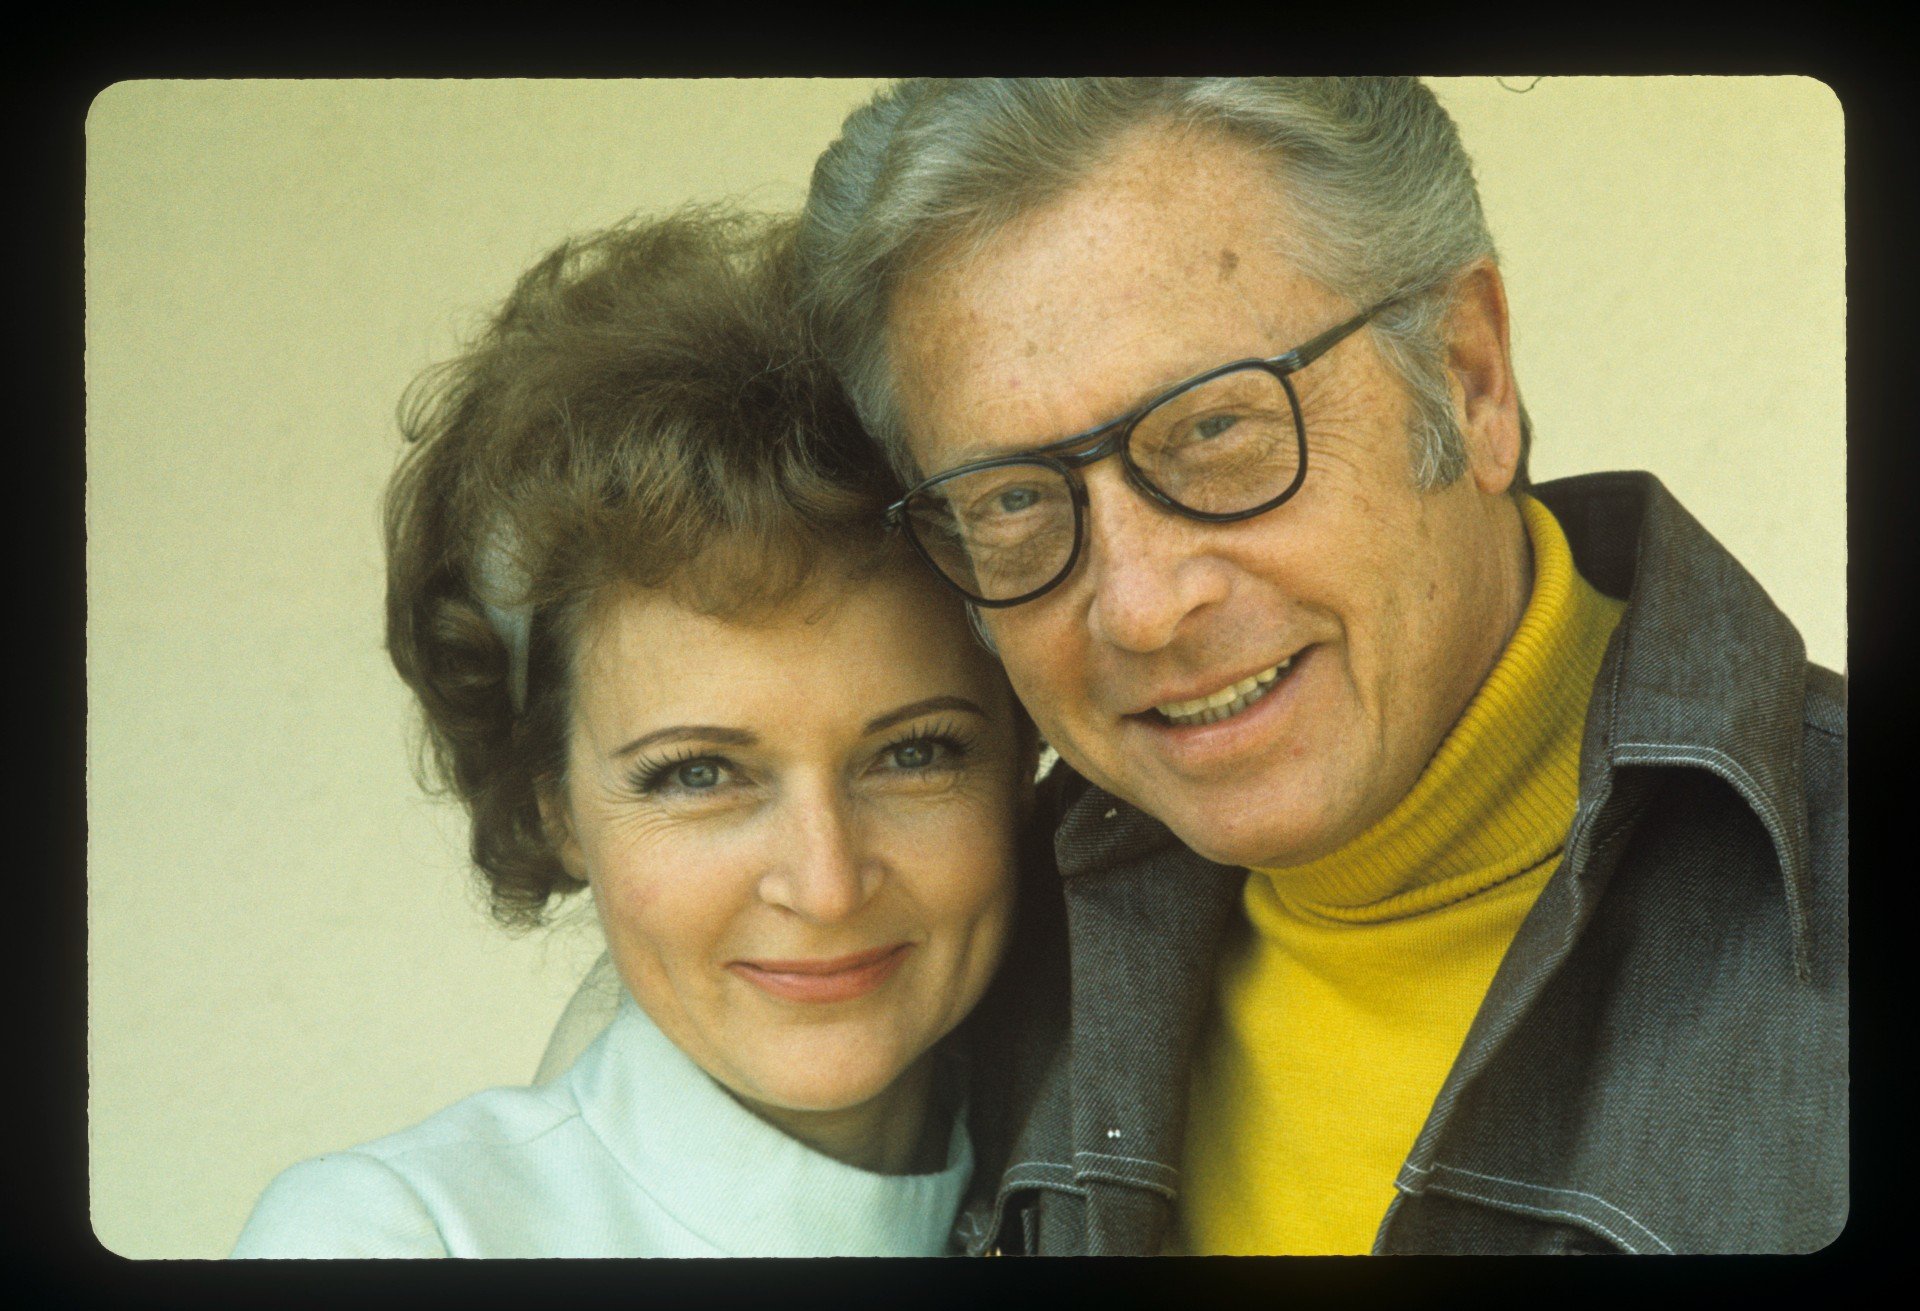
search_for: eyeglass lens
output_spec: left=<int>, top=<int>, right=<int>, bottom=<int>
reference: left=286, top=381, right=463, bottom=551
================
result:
left=905, top=364, right=1303, bottom=603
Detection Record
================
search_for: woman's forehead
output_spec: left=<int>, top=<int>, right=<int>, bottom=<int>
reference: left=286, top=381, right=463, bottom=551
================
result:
left=573, top=565, right=1002, bottom=730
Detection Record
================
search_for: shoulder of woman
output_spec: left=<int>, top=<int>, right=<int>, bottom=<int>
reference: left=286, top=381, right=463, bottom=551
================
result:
left=229, top=1081, right=584, bottom=1259
left=229, top=1150, right=447, bottom=1259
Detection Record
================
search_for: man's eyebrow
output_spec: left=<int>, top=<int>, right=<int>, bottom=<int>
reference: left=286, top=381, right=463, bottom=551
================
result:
left=928, top=334, right=1320, bottom=476
left=926, top=428, right=1096, bottom=478
left=611, top=725, right=759, bottom=759
left=863, top=695, right=989, bottom=736
left=927, top=377, right=1184, bottom=474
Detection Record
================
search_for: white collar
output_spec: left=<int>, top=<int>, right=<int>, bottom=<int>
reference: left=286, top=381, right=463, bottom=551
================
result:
left=565, top=994, right=972, bottom=1256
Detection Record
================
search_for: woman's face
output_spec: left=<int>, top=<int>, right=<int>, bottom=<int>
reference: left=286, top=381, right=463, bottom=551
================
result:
left=552, top=561, right=1028, bottom=1122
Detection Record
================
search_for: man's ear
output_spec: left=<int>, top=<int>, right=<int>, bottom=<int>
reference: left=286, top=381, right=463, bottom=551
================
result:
left=538, top=782, right=588, bottom=884
left=1445, top=260, right=1522, bottom=496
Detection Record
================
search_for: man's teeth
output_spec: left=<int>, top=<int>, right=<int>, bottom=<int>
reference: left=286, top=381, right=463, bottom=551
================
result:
left=1155, top=659, right=1292, bottom=726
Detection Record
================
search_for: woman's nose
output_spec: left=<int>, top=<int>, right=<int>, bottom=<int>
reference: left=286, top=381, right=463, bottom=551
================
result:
left=757, top=789, right=877, bottom=923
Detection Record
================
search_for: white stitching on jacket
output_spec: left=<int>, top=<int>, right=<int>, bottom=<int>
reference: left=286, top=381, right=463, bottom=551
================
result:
left=1431, top=1164, right=1675, bottom=1254
left=1428, top=1180, right=1646, bottom=1253
left=1611, top=741, right=1790, bottom=857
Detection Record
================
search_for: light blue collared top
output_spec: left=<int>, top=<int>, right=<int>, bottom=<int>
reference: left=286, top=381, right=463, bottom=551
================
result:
left=231, top=994, right=972, bottom=1258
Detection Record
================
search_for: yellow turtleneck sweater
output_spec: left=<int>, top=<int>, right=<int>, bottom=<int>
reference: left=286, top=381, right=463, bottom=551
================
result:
left=1169, top=495, right=1625, bottom=1256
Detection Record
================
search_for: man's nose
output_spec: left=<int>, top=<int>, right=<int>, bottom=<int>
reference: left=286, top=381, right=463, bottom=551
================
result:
left=1078, top=461, right=1229, bottom=653
left=756, top=786, right=878, bottom=923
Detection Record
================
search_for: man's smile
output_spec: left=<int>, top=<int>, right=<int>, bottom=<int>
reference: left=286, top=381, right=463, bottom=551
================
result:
left=1151, top=655, right=1294, bottom=726
left=1115, top=644, right=1322, bottom=771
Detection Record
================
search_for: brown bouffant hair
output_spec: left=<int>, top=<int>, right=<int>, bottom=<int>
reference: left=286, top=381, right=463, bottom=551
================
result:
left=385, top=208, right=901, bottom=929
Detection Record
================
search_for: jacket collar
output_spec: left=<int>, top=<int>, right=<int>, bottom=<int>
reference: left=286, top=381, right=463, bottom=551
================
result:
left=1535, top=471, right=1816, bottom=977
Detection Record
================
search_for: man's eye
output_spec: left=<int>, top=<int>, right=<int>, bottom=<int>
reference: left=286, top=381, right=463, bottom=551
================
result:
left=966, top=483, right=1044, bottom=522
left=1189, top=413, right=1241, bottom=442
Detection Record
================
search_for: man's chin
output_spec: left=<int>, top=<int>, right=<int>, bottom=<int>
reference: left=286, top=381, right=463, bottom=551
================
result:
left=1081, top=751, right=1357, bottom=868
left=1149, top=785, right=1358, bottom=872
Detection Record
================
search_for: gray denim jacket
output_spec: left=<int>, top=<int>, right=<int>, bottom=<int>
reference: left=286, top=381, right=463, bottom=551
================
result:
left=954, top=471, right=1848, bottom=1256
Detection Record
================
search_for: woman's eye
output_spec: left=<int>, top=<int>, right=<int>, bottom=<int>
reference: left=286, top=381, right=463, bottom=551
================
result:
left=876, top=732, right=970, bottom=777
left=889, top=740, right=939, bottom=769
left=634, top=754, right=738, bottom=796
left=674, top=760, right=724, bottom=789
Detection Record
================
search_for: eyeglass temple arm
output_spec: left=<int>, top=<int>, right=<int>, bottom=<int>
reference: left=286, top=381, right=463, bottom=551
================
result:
left=1269, top=298, right=1399, bottom=373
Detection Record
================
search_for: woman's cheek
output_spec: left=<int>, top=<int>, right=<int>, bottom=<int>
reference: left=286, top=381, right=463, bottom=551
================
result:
left=909, top=793, right=1021, bottom=913
left=868, top=779, right=1010, bottom=849
left=590, top=819, right=746, bottom=922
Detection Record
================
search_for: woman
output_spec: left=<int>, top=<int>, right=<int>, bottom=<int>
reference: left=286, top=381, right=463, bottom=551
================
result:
left=230, top=209, right=1039, bottom=1258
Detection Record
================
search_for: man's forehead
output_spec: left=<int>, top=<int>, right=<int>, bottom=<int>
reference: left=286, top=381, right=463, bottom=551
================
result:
left=888, top=250, right=1328, bottom=475
left=883, top=126, right=1326, bottom=473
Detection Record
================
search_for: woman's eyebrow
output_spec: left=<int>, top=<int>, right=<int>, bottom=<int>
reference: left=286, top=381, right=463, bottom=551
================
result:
left=862, top=696, right=988, bottom=737
left=611, top=725, right=758, bottom=760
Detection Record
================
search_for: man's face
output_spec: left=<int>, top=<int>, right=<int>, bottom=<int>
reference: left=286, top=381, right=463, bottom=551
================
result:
left=887, top=125, right=1525, bottom=869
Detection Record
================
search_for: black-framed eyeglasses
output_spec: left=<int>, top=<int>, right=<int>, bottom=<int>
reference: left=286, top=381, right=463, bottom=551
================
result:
left=886, top=299, right=1395, bottom=607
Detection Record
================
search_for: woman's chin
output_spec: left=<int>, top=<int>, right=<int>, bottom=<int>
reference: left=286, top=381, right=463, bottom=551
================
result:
left=718, top=1032, right=941, bottom=1128
left=731, top=1065, right=901, bottom=1118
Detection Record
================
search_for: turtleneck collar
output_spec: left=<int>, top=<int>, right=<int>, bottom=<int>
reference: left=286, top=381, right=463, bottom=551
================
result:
left=1250, top=494, right=1624, bottom=921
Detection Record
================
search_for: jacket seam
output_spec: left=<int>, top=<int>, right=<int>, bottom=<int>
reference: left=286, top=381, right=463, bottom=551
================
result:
left=1070, top=1163, right=1178, bottom=1198
left=1423, top=1179, right=1655, bottom=1254
left=977, top=1154, right=1168, bottom=1243
left=958, top=1168, right=1089, bottom=1255
left=1398, top=777, right=1631, bottom=1187
left=1070, top=1149, right=1180, bottom=1180
left=1426, top=1163, right=1675, bottom=1253
left=1001, top=1161, right=1080, bottom=1186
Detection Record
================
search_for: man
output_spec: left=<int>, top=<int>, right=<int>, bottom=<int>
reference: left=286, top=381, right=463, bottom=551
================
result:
left=792, top=78, right=1846, bottom=1255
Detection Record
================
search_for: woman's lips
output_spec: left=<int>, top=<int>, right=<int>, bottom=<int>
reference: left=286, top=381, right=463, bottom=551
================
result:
left=727, top=944, right=911, bottom=1004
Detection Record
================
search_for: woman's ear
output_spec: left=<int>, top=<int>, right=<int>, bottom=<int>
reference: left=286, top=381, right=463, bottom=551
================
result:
left=538, top=781, right=588, bottom=883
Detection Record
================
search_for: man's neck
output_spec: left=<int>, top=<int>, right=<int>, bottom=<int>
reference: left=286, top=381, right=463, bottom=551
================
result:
left=1485, top=490, right=1536, bottom=677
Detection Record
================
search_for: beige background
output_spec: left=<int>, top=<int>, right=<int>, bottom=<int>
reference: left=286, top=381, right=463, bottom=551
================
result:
left=86, top=77, right=1845, bottom=1259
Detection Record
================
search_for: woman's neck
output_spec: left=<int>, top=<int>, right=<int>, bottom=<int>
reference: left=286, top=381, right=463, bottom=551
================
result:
left=731, top=1053, right=947, bottom=1175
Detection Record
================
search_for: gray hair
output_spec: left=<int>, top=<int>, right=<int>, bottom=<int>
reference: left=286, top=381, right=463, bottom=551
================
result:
left=796, top=77, right=1531, bottom=491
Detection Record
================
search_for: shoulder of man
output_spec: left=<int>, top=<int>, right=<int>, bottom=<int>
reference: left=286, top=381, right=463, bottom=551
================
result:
left=1456, top=471, right=1849, bottom=1252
